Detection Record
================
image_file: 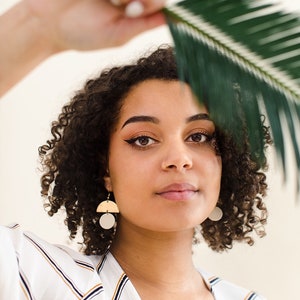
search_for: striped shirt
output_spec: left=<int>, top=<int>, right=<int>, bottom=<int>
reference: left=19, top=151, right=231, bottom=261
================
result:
left=0, top=224, right=265, bottom=299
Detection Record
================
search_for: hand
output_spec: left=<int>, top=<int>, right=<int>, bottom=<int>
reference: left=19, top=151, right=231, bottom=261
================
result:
left=23, top=0, right=167, bottom=51
left=0, top=0, right=167, bottom=96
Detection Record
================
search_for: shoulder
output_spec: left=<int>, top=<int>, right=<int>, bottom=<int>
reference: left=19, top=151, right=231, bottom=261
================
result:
left=199, top=269, right=266, bottom=300
left=0, top=223, right=91, bottom=268
left=0, top=224, right=104, bottom=299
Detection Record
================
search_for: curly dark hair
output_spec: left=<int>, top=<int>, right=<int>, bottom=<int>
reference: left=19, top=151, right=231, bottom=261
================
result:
left=39, top=45, right=271, bottom=255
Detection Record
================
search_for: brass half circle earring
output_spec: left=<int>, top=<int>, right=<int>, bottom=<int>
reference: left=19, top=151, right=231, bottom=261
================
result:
left=96, top=193, right=119, bottom=229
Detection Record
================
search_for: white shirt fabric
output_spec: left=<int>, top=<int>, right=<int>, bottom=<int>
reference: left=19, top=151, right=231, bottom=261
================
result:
left=0, top=224, right=265, bottom=300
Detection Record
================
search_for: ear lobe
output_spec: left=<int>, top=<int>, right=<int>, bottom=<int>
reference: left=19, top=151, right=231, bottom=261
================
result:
left=103, top=175, right=112, bottom=191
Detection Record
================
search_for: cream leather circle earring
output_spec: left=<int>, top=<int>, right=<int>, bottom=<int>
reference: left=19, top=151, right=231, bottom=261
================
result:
left=208, top=206, right=223, bottom=221
left=96, top=193, right=119, bottom=229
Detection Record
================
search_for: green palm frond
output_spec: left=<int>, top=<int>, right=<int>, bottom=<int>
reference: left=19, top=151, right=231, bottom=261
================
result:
left=164, top=0, right=300, bottom=184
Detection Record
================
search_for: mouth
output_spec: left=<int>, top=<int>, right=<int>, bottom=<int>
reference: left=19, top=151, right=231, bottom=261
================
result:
left=156, top=183, right=199, bottom=201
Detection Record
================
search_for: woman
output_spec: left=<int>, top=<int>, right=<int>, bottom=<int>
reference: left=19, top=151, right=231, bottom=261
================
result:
left=1, top=46, right=270, bottom=299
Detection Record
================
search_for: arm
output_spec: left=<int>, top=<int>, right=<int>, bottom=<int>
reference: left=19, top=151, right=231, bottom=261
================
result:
left=0, top=0, right=166, bottom=96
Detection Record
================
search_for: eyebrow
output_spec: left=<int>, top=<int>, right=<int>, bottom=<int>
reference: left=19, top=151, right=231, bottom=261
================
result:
left=121, top=115, right=159, bottom=128
left=121, top=113, right=211, bottom=129
left=186, top=113, right=211, bottom=122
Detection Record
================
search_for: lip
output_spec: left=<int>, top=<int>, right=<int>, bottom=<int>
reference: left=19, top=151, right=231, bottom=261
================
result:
left=156, top=183, right=198, bottom=201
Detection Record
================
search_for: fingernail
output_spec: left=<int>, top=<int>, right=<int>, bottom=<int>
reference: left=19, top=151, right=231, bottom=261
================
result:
left=125, top=1, right=145, bottom=18
left=110, top=0, right=122, bottom=6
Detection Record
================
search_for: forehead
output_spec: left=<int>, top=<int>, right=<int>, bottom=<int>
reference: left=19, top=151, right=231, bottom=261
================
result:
left=119, top=79, right=207, bottom=119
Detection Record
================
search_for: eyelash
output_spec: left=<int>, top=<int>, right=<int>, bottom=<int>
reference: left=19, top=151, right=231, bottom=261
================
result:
left=124, top=131, right=214, bottom=149
left=186, top=132, right=213, bottom=143
left=125, top=135, right=158, bottom=149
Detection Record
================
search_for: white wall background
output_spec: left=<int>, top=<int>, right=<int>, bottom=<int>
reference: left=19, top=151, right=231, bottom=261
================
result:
left=0, top=1, right=299, bottom=299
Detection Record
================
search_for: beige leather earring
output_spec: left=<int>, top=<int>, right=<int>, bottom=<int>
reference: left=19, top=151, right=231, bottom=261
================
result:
left=208, top=206, right=223, bottom=221
left=96, top=193, right=119, bottom=229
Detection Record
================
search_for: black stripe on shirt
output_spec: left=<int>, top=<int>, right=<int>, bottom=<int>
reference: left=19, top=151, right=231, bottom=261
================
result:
left=19, top=271, right=34, bottom=300
left=24, top=233, right=83, bottom=299
left=113, top=274, right=129, bottom=300
left=82, top=284, right=104, bottom=300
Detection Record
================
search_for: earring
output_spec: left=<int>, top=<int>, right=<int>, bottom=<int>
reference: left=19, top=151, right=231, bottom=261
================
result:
left=96, top=193, right=119, bottom=229
left=208, top=206, right=223, bottom=221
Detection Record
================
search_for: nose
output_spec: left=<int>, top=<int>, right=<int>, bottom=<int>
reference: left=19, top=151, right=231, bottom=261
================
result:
left=161, top=140, right=193, bottom=172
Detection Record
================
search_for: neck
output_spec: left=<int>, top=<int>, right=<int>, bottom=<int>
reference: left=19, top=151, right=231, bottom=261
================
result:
left=110, top=218, right=201, bottom=290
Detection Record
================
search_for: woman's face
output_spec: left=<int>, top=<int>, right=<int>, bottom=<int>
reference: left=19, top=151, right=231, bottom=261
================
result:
left=104, top=79, right=222, bottom=232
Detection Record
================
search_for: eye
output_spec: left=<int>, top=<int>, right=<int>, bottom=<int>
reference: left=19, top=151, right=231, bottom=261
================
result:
left=125, top=135, right=157, bottom=148
left=186, top=132, right=211, bottom=143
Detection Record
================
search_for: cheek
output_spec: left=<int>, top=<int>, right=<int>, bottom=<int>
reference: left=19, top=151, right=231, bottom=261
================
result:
left=212, top=155, right=222, bottom=184
left=107, top=164, right=146, bottom=220
left=201, top=153, right=222, bottom=192
left=107, top=148, right=148, bottom=195
left=213, top=157, right=222, bottom=199
left=215, top=156, right=222, bottom=180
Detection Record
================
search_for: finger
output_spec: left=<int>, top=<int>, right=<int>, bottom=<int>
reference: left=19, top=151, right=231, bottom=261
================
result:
left=110, top=0, right=166, bottom=18
left=109, top=0, right=144, bottom=18
left=125, top=0, right=166, bottom=18
left=110, top=0, right=123, bottom=6
left=125, top=1, right=145, bottom=18
left=109, top=0, right=145, bottom=18
left=118, top=11, right=166, bottom=44
left=142, top=0, right=166, bottom=15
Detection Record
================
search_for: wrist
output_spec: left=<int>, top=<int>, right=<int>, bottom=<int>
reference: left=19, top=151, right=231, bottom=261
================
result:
left=0, top=2, right=61, bottom=95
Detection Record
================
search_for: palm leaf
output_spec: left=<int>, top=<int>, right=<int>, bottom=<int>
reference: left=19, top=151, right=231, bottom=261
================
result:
left=163, top=0, right=300, bottom=186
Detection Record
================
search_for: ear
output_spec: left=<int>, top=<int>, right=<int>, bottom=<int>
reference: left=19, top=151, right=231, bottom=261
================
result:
left=103, top=175, right=112, bottom=192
